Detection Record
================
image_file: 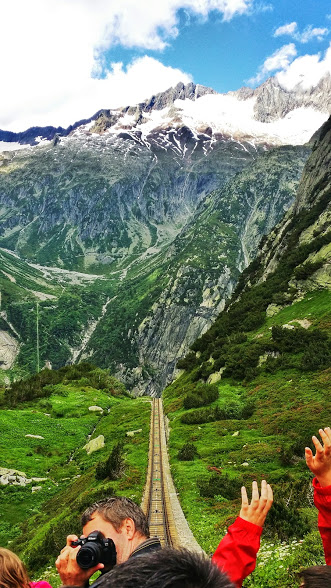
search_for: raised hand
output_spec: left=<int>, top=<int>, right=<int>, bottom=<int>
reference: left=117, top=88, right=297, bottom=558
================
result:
left=305, top=427, right=331, bottom=487
left=240, top=480, right=273, bottom=527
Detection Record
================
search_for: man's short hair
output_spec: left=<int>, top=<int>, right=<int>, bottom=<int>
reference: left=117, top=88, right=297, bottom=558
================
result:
left=81, top=496, right=150, bottom=538
left=299, top=565, right=331, bottom=586
left=96, top=547, right=235, bottom=588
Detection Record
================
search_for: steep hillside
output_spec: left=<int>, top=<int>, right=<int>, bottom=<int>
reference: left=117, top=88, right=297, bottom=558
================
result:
left=0, top=123, right=259, bottom=270
left=162, top=117, right=331, bottom=586
left=0, top=363, right=151, bottom=586
left=0, top=248, right=111, bottom=376
left=0, top=140, right=311, bottom=392
left=116, top=144, right=310, bottom=395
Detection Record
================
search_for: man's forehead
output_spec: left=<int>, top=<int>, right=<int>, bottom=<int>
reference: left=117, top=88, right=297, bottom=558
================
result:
left=83, top=512, right=116, bottom=531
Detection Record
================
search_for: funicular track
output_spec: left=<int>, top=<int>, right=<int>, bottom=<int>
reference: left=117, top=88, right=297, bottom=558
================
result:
left=141, top=398, right=179, bottom=547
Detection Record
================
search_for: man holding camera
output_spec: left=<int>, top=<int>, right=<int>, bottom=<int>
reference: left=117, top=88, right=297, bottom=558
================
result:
left=55, top=497, right=161, bottom=587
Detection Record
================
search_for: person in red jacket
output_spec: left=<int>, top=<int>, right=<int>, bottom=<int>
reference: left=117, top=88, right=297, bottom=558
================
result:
left=212, top=480, right=273, bottom=587
left=305, top=426, right=331, bottom=565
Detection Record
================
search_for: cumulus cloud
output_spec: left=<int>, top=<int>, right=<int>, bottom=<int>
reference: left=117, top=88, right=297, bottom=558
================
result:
left=274, top=22, right=298, bottom=37
left=248, top=43, right=297, bottom=84
left=299, top=26, right=329, bottom=43
left=274, top=21, right=329, bottom=43
left=0, top=0, right=255, bottom=131
left=3, top=57, right=193, bottom=132
left=276, top=43, right=331, bottom=90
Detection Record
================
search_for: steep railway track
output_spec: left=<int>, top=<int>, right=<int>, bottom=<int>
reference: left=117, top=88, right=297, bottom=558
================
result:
left=141, top=398, right=179, bottom=547
left=141, top=399, right=204, bottom=553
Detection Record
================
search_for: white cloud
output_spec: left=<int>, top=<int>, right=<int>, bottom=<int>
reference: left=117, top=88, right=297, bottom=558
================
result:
left=3, top=57, right=193, bottom=132
left=248, top=44, right=297, bottom=84
left=274, top=22, right=297, bottom=37
left=299, top=26, right=329, bottom=43
left=0, top=0, right=255, bottom=131
left=274, top=21, right=329, bottom=43
left=276, top=43, right=331, bottom=90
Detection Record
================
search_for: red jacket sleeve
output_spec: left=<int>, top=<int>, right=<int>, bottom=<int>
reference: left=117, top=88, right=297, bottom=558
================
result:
left=212, top=516, right=262, bottom=587
left=313, top=477, right=331, bottom=564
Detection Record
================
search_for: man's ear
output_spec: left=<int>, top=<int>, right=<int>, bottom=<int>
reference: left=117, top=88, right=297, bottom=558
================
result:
left=123, top=517, right=136, bottom=540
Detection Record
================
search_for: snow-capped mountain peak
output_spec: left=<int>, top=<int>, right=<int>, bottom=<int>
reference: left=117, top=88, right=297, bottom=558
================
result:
left=0, top=76, right=330, bottom=153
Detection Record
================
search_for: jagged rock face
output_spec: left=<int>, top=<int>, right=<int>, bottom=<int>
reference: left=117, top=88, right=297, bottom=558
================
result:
left=255, top=116, right=331, bottom=283
left=122, top=81, right=217, bottom=115
left=294, top=116, right=331, bottom=212
left=232, top=74, right=331, bottom=123
left=0, top=329, right=19, bottom=369
left=105, top=144, right=310, bottom=395
left=0, top=129, right=260, bottom=269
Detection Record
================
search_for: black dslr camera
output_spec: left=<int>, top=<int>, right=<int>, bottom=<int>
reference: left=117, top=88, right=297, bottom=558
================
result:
left=71, top=531, right=117, bottom=570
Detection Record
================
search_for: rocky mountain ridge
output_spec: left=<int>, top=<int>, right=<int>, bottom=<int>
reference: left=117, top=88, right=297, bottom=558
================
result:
left=232, top=74, right=331, bottom=123
left=0, top=76, right=329, bottom=150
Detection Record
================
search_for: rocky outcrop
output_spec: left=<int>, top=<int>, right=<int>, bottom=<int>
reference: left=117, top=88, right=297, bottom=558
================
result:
left=293, top=116, right=331, bottom=212
left=232, top=74, right=331, bottom=122
left=88, top=406, right=104, bottom=414
left=256, top=117, right=331, bottom=282
left=0, top=330, right=19, bottom=369
left=121, top=82, right=217, bottom=116
left=0, top=468, right=47, bottom=486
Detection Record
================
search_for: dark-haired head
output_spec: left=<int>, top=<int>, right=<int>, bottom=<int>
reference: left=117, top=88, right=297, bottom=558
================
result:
left=81, top=496, right=149, bottom=538
left=299, top=565, right=331, bottom=587
left=96, top=547, right=235, bottom=588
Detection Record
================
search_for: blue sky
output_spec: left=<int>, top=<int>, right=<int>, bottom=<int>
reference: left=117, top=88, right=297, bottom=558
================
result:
left=1, top=0, right=330, bottom=131
left=105, top=0, right=331, bottom=92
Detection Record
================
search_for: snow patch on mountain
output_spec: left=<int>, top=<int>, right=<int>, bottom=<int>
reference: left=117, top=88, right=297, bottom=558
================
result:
left=177, top=95, right=327, bottom=145
left=0, top=142, right=32, bottom=153
left=72, top=91, right=327, bottom=148
left=107, top=94, right=326, bottom=146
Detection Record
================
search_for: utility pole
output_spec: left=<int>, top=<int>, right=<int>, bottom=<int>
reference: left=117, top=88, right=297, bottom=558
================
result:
left=36, top=301, right=40, bottom=373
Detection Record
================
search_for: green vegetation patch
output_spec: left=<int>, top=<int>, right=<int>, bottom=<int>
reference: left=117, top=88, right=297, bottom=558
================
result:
left=0, top=365, right=151, bottom=587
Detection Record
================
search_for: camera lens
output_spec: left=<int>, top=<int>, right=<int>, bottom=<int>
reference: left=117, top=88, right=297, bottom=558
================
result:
left=76, top=543, right=102, bottom=569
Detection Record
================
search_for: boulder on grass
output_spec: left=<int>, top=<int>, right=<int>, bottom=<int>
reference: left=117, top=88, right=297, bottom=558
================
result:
left=84, top=435, right=105, bottom=455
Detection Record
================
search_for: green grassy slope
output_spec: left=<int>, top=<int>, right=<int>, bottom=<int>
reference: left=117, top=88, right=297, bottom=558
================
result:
left=0, top=363, right=152, bottom=586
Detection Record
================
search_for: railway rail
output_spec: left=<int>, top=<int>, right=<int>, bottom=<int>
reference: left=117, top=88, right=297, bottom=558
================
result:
left=141, top=398, right=179, bottom=546
left=141, top=398, right=204, bottom=553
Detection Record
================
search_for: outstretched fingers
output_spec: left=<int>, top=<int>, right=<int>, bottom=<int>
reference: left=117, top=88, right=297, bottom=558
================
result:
left=239, top=480, right=273, bottom=526
left=312, top=435, right=324, bottom=457
left=319, top=428, right=331, bottom=455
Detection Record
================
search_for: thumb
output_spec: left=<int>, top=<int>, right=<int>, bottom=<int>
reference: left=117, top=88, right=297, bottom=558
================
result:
left=90, top=563, right=104, bottom=575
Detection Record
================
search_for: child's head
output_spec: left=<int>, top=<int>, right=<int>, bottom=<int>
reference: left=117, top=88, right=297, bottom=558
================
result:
left=0, top=548, right=30, bottom=588
left=299, top=565, right=331, bottom=587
